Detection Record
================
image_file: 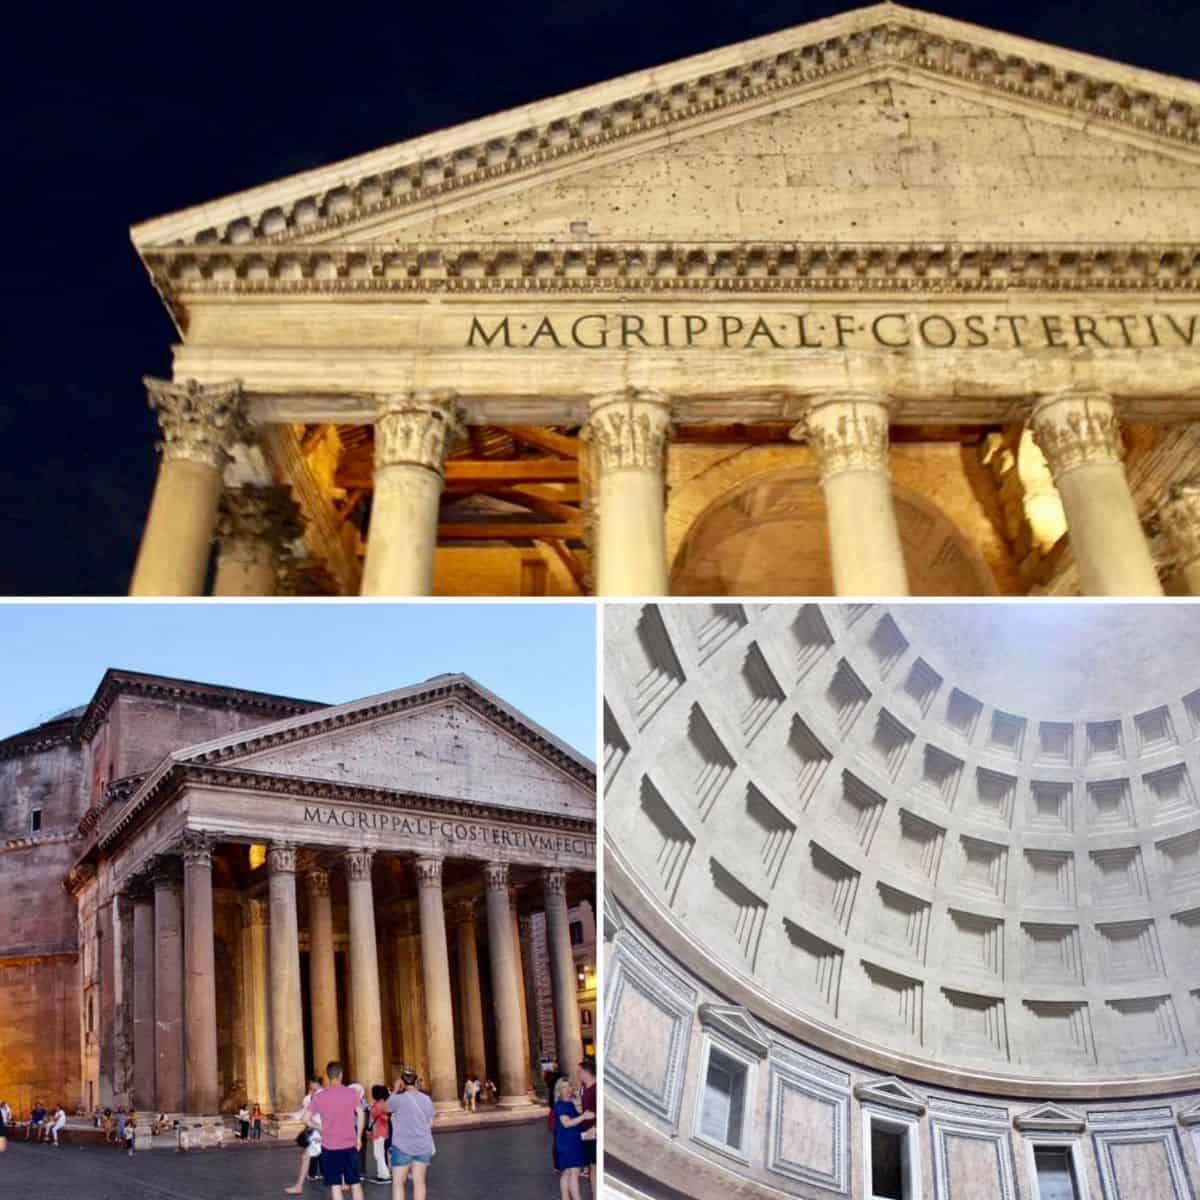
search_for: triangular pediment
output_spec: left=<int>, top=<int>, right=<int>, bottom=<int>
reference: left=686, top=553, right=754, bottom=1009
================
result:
left=853, top=1075, right=927, bottom=1114
left=1013, top=1102, right=1087, bottom=1132
left=132, top=3, right=1200, bottom=263
left=174, top=674, right=594, bottom=820
left=697, top=1003, right=770, bottom=1058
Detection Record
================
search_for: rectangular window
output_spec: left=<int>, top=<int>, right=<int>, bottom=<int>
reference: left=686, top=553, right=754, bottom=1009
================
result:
left=864, top=1112, right=920, bottom=1200
left=700, top=1049, right=747, bottom=1150
left=569, top=920, right=584, bottom=945
left=30, top=808, right=42, bottom=833
left=871, top=1126, right=906, bottom=1199
left=1034, top=1147, right=1080, bottom=1200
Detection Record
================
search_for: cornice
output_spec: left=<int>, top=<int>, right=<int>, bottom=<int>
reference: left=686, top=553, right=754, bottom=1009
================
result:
left=0, top=720, right=77, bottom=762
left=131, top=11, right=1200, bottom=253
left=1, top=830, right=82, bottom=854
left=144, top=240, right=1200, bottom=300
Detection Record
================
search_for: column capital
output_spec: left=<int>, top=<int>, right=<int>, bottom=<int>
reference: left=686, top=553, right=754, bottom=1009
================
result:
left=1029, top=389, right=1122, bottom=477
left=305, top=866, right=332, bottom=897
left=414, top=855, right=445, bottom=887
left=794, top=392, right=891, bottom=480
left=266, top=842, right=298, bottom=875
left=144, top=377, right=247, bottom=471
left=179, top=831, right=213, bottom=868
left=483, top=861, right=510, bottom=892
left=543, top=868, right=568, bottom=897
left=124, top=873, right=155, bottom=903
left=450, top=899, right=478, bottom=926
left=244, top=897, right=270, bottom=927
left=1160, top=478, right=1200, bottom=569
left=585, top=388, right=672, bottom=472
left=342, top=848, right=374, bottom=881
left=374, top=390, right=463, bottom=474
left=215, top=484, right=304, bottom=551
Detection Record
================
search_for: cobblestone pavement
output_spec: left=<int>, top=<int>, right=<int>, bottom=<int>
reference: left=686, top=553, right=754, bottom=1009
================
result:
left=0, top=1122, right=580, bottom=1199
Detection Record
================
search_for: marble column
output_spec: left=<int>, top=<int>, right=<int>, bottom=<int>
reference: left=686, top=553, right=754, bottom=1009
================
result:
left=414, top=857, right=459, bottom=1109
left=152, top=857, right=185, bottom=1112
left=542, top=869, right=584, bottom=1078
left=181, top=833, right=219, bottom=1113
left=361, top=391, right=462, bottom=596
left=344, top=849, right=384, bottom=1087
left=483, top=864, right=527, bottom=1105
left=212, top=484, right=303, bottom=597
left=130, top=882, right=156, bottom=1110
left=509, top=893, right=533, bottom=1094
left=518, top=914, right=544, bottom=1093
left=452, top=901, right=487, bottom=1078
left=1030, top=390, right=1163, bottom=596
left=796, top=392, right=910, bottom=596
left=268, top=844, right=305, bottom=1111
left=1160, top=478, right=1200, bottom=595
left=394, top=909, right=427, bottom=1083
left=305, top=867, right=339, bottom=1079
left=241, top=898, right=272, bottom=1112
left=130, top=378, right=244, bottom=596
left=587, top=388, right=672, bottom=596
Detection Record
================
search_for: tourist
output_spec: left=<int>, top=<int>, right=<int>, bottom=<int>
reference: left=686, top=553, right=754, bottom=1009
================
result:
left=237, top=1102, right=250, bottom=1140
left=102, top=1108, right=114, bottom=1142
left=284, top=1075, right=325, bottom=1195
left=0, top=1098, right=8, bottom=1153
left=49, top=1103, right=67, bottom=1146
left=115, top=1107, right=127, bottom=1148
left=368, top=1085, right=390, bottom=1184
left=251, top=1101, right=263, bottom=1140
left=305, top=1061, right=365, bottom=1199
left=578, top=1058, right=597, bottom=1187
left=461, top=1074, right=479, bottom=1113
left=125, top=1112, right=136, bottom=1157
left=552, top=1078, right=588, bottom=1200
left=152, top=1111, right=169, bottom=1136
left=27, top=1100, right=45, bottom=1141
left=386, top=1067, right=435, bottom=1200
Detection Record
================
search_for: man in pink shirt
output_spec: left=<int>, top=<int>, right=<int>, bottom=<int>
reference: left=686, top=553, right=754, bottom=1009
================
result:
left=306, top=1061, right=365, bottom=1199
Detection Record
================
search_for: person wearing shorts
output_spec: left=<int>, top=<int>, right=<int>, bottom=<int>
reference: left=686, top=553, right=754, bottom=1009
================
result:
left=49, top=1105, right=67, bottom=1146
left=385, top=1069, right=435, bottom=1200
left=307, top=1061, right=365, bottom=1200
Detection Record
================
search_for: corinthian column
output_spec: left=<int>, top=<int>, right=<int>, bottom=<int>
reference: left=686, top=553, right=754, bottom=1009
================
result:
left=181, top=833, right=219, bottom=1113
left=586, top=389, right=671, bottom=596
left=795, top=393, right=909, bottom=596
left=543, top=870, right=583, bottom=1078
left=483, top=864, right=527, bottom=1105
left=152, top=857, right=184, bottom=1112
left=414, top=857, right=459, bottom=1109
left=1030, top=390, right=1162, bottom=596
left=305, top=868, right=339, bottom=1079
left=130, top=880, right=156, bottom=1110
left=1160, top=478, right=1200, bottom=595
left=130, top=378, right=244, bottom=596
left=268, top=844, right=305, bottom=1111
left=241, top=898, right=271, bottom=1112
left=451, top=901, right=487, bottom=1078
left=361, top=391, right=462, bottom=596
left=213, top=484, right=303, bottom=597
left=344, top=849, right=384, bottom=1087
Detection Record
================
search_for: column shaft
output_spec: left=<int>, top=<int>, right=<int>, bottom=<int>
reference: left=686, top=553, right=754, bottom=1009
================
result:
left=1031, top=391, right=1162, bottom=596
left=345, top=850, right=384, bottom=1087
left=415, top=858, right=459, bottom=1108
left=306, top=869, right=339, bottom=1079
left=1160, top=480, right=1200, bottom=595
left=361, top=392, right=460, bottom=596
left=588, top=390, right=671, bottom=596
left=543, top=870, right=584, bottom=1078
left=800, top=394, right=910, bottom=596
left=453, top=903, right=487, bottom=1078
left=241, top=899, right=271, bottom=1112
left=212, top=484, right=302, bottom=597
left=509, top=899, right=533, bottom=1093
left=483, top=864, right=527, bottom=1104
left=131, top=893, right=156, bottom=1110
left=152, top=862, right=184, bottom=1112
left=182, top=835, right=219, bottom=1113
left=394, top=915, right=428, bottom=1083
left=268, top=845, right=305, bottom=1111
left=213, top=545, right=278, bottom=596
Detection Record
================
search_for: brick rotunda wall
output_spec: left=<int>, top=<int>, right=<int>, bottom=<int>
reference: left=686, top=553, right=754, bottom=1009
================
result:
left=604, top=602, right=1200, bottom=1200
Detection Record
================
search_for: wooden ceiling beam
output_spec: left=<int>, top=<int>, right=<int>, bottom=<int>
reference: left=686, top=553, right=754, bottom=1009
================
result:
left=437, top=522, right=583, bottom=540
left=340, top=458, right=578, bottom=489
left=506, top=426, right=580, bottom=459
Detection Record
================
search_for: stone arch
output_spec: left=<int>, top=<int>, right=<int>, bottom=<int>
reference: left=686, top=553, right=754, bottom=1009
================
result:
left=669, top=466, right=997, bottom=595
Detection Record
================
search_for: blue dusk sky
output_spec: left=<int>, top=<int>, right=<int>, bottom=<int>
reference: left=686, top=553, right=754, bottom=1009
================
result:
left=0, top=602, right=596, bottom=757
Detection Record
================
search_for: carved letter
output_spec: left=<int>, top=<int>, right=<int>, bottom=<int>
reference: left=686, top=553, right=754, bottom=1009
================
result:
left=466, top=316, right=511, bottom=348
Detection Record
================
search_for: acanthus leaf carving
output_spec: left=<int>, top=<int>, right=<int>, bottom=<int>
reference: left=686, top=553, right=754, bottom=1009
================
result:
left=144, top=377, right=247, bottom=470
left=374, top=391, right=463, bottom=473
left=798, top=393, right=891, bottom=479
left=1030, top=390, right=1124, bottom=477
left=587, top=390, right=671, bottom=473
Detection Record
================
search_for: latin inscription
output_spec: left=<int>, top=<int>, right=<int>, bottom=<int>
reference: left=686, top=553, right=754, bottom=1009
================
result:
left=302, top=804, right=593, bottom=860
left=466, top=312, right=1199, bottom=351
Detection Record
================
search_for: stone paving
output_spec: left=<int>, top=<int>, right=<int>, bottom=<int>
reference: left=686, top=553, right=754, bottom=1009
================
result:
left=0, top=1121, right=580, bottom=1199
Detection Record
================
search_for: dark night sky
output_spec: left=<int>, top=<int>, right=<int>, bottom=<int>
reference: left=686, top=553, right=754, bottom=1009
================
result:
left=4, top=1, right=1198, bottom=595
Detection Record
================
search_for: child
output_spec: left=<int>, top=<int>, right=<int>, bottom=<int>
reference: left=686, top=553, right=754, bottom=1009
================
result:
left=125, top=1112, right=137, bottom=1157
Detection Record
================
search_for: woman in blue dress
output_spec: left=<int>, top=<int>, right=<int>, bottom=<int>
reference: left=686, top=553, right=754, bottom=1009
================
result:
left=553, top=1077, right=589, bottom=1200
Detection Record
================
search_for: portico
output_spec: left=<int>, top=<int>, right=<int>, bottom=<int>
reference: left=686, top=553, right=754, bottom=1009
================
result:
left=123, top=4, right=1200, bottom=598
left=67, top=674, right=596, bottom=1125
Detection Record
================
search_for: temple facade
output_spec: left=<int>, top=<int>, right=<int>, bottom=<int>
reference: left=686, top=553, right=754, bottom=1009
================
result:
left=123, top=4, right=1200, bottom=598
left=0, top=669, right=596, bottom=1126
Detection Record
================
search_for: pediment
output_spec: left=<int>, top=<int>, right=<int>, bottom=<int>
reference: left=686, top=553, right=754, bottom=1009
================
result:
left=1013, top=1102, right=1087, bottom=1132
left=132, top=2, right=1200, bottom=265
left=698, top=1002, right=771, bottom=1058
left=852, top=1075, right=928, bottom=1114
left=176, top=675, right=594, bottom=820
left=1178, top=1100, right=1200, bottom=1127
